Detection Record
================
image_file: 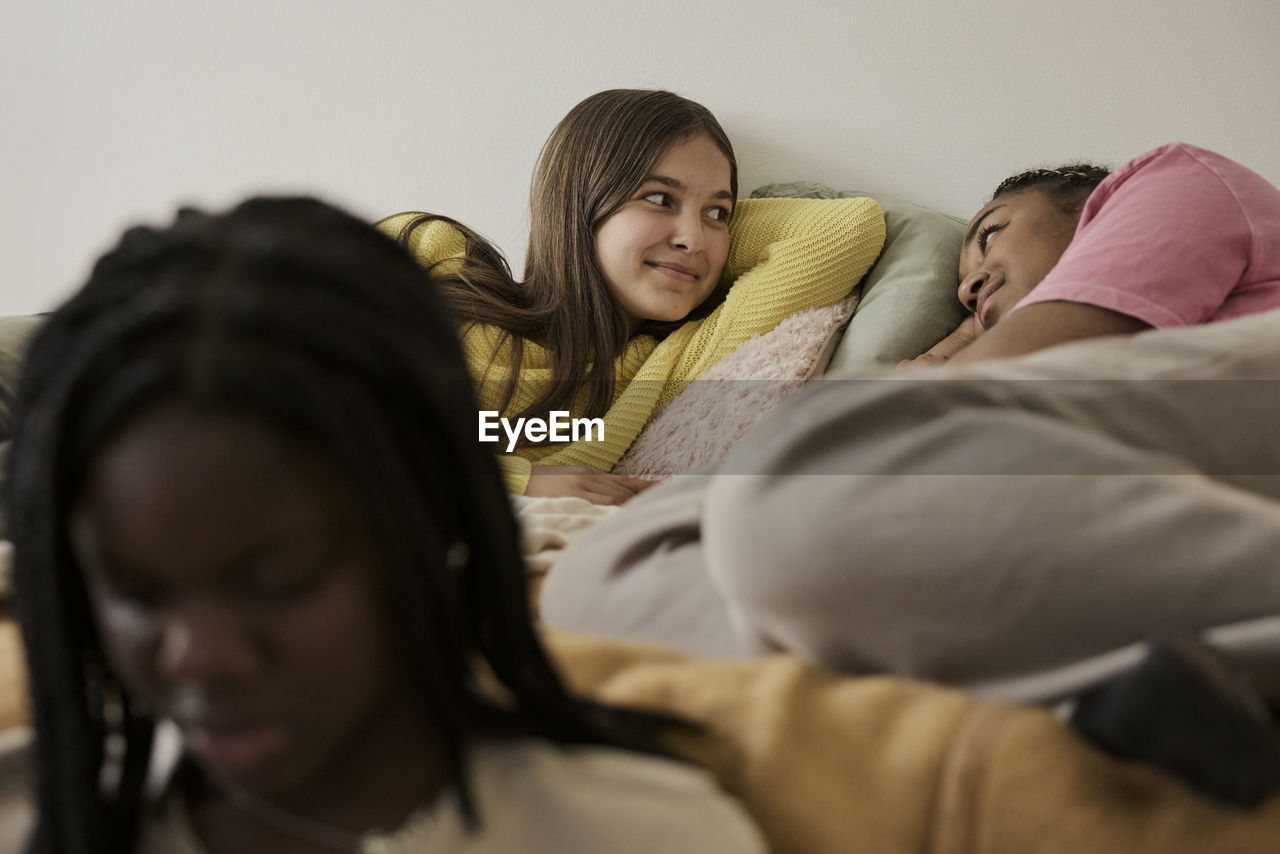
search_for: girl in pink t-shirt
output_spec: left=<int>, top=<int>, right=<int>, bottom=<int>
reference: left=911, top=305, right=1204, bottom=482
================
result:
left=916, top=143, right=1280, bottom=365
left=905, top=143, right=1280, bottom=802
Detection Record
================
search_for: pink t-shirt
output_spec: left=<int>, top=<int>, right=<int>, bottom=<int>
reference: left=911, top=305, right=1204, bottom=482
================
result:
left=1014, top=142, right=1280, bottom=327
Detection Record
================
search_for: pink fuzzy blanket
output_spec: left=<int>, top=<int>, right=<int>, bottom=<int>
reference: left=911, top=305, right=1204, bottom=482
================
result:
left=614, top=296, right=857, bottom=478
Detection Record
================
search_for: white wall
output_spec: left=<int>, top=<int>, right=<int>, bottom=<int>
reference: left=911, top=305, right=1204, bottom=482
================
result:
left=5, top=0, right=1278, bottom=314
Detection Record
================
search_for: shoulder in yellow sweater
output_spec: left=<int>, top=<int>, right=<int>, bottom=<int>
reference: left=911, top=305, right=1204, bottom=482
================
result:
left=378, top=197, right=885, bottom=493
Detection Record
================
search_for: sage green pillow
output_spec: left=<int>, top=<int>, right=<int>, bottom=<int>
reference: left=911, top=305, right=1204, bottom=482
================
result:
left=751, top=182, right=967, bottom=371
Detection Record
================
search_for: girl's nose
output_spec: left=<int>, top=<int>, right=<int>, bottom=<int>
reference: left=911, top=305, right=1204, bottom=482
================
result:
left=957, top=271, right=988, bottom=312
left=157, top=597, right=259, bottom=683
left=671, top=212, right=705, bottom=252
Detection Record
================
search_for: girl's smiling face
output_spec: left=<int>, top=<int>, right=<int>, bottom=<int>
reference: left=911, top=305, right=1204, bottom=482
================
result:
left=956, top=188, right=1081, bottom=329
left=593, top=133, right=734, bottom=331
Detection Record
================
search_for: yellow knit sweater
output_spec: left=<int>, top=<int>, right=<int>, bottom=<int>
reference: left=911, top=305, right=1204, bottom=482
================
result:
left=380, top=197, right=884, bottom=493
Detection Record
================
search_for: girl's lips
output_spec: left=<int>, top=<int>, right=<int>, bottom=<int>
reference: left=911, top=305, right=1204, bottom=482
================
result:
left=648, top=261, right=698, bottom=283
left=185, top=723, right=290, bottom=778
left=974, top=278, right=1005, bottom=329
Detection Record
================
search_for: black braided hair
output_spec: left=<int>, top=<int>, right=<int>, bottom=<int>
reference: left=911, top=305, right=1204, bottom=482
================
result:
left=6, top=197, right=682, bottom=853
left=991, top=163, right=1112, bottom=217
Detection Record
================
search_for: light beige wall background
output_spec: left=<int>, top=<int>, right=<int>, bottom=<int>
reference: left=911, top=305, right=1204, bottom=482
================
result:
left=5, top=0, right=1278, bottom=314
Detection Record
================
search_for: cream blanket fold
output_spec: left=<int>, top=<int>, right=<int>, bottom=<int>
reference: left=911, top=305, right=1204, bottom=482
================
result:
left=511, top=495, right=619, bottom=608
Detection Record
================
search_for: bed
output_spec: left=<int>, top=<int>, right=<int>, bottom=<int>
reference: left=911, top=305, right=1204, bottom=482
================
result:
left=520, top=182, right=1280, bottom=851
left=3, top=185, right=1280, bottom=851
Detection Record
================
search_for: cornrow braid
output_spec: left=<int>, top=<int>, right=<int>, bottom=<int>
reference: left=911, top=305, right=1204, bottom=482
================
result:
left=991, top=162, right=1112, bottom=217
left=7, top=197, right=684, bottom=853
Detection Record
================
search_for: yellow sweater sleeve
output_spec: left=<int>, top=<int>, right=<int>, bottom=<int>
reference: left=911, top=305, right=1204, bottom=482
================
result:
left=376, top=212, right=468, bottom=270
left=495, top=455, right=533, bottom=496
left=666, top=196, right=885, bottom=384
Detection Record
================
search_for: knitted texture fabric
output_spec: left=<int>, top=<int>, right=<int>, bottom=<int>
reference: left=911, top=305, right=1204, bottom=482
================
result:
left=613, top=295, right=858, bottom=478
left=380, top=197, right=885, bottom=493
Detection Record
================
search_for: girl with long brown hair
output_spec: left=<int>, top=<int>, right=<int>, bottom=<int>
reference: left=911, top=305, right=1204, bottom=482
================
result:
left=381, top=89, right=884, bottom=504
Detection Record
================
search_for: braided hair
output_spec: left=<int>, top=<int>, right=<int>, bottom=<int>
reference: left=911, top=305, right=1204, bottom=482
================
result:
left=991, top=163, right=1112, bottom=217
left=6, top=197, right=681, bottom=853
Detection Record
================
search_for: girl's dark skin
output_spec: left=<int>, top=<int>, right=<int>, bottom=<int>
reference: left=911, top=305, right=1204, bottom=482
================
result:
left=71, top=405, right=443, bottom=851
left=904, top=186, right=1147, bottom=367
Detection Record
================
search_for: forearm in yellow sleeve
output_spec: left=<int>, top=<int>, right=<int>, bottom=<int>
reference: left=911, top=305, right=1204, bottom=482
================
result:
left=497, top=453, right=533, bottom=495
left=682, top=197, right=886, bottom=376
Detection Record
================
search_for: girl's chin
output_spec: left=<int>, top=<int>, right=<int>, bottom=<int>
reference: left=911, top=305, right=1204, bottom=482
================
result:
left=632, top=305, right=695, bottom=326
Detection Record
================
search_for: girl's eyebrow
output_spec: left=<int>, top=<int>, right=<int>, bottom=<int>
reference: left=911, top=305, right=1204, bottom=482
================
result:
left=964, top=204, right=1005, bottom=250
left=642, top=174, right=735, bottom=202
